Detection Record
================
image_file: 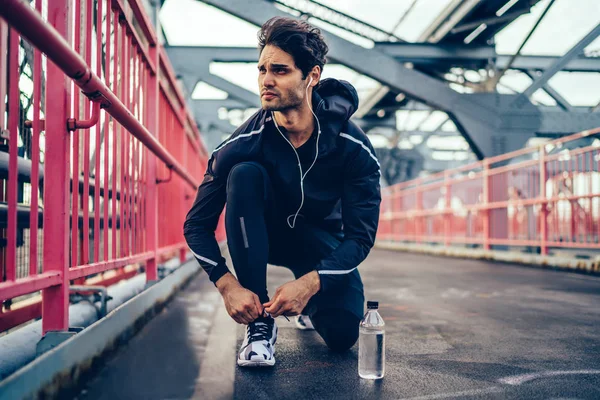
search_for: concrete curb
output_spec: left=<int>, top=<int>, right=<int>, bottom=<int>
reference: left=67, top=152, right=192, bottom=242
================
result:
left=375, top=241, right=600, bottom=274
left=0, top=260, right=201, bottom=400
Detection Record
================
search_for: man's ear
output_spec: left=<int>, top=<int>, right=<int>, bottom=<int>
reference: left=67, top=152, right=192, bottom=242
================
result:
left=309, top=65, right=321, bottom=87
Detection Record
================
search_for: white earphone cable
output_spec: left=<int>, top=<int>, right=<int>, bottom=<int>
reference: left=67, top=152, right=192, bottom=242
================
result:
left=272, top=76, right=321, bottom=229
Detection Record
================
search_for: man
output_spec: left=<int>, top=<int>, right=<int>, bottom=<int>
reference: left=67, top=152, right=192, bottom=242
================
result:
left=183, top=16, right=381, bottom=367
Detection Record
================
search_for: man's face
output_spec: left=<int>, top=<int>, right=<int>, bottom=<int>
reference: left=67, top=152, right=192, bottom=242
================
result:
left=258, top=45, right=307, bottom=112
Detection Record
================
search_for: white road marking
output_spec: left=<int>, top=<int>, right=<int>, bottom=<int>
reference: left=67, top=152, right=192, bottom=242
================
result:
left=499, top=370, right=600, bottom=385
left=192, top=249, right=238, bottom=400
left=564, top=273, right=600, bottom=282
left=398, top=387, right=504, bottom=399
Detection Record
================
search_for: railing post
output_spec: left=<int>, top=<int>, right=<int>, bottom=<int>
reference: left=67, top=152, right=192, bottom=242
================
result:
left=388, top=188, right=394, bottom=242
left=539, top=146, right=548, bottom=255
left=443, top=171, right=451, bottom=247
left=42, top=0, right=71, bottom=333
left=389, top=187, right=395, bottom=242
left=483, top=160, right=491, bottom=251
left=415, top=187, right=422, bottom=243
left=144, top=35, right=159, bottom=283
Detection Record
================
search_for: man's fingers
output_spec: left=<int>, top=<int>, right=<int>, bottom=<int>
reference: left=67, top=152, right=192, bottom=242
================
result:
left=263, top=293, right=279, bottom=313
left=268, top=299, right=290, bottom=317
left=247, top=301, right=260, bottom=320
left=241, top=310, right=254, bottom=323
left=265, top=297, right=283, bottom=316
left=252, top=296, right=264, bottom=318
left=231, top=313, right=244, bottom=324
left=233, top=308, right=251, bottom=324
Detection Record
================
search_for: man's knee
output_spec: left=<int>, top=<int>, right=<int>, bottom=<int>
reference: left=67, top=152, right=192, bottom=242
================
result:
left=313, top=310, right=360, bottom=352
left=324, top=327, right=359, bottom=352
left=227, top=162, right=265, bottom=187
left=226, top=162, right=268, bottom=201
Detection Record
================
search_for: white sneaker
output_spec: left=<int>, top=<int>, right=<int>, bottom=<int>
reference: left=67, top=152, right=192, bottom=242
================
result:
left=237, top=316, right=277, bottom=367
left=295, top=314, right=315, bottom=330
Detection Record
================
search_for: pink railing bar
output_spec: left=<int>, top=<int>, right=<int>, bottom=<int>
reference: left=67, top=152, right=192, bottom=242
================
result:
left=29, top=0, right=42, bottom=276
left=157, top=243, right=188, bottom=257
left=121, top=30, right=128, bottom=258
left=0, top=0, right=215, bottom=335
left=112, top=0, right=157, bottom=74
left=71, top=0, right=81, bottom=267
left=111, top=9, right=119, bottom=261
left=379, top=127, right=600, bottom=253
left=0, top=0, right=200, bottom=189
left=6, top=27, right=18, bottom=282
left=40, top=0, right=71, bottom=331
left=81, top=0, right=92, bottom=266
left=145, top=39, right=159, bottom=282
left=102, top=5, right=111, bottom=263
left=157, top=47, right=207, bottom=157
left=92, top=0, right=102, bottom=263
left=128, top=0, right=158, bottom=47
left=0, top=272, right=62, bottom=302
left=68, top=252, right=154, bottom=280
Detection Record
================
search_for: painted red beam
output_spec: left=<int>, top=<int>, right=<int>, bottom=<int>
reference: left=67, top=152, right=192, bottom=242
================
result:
left=68, top=252, right=154, bottom=280
left=0, top=0, right=199, bottom=189
left=0, top=267, right=140, bottom=332
left=0, top=272, right=62, bottom=302
left=0, top=302, right=41, bottom=333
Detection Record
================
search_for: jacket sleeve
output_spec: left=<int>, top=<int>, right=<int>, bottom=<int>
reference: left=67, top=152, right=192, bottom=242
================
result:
left=314, top=135, right=381, bottom=293
left=183, top=156, right=230, bottom=285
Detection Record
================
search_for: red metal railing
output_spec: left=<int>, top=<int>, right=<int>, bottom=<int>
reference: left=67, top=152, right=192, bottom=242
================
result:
left=0, top=0, right=218, bottom=333
left=378, top=128, right=600, bottom=255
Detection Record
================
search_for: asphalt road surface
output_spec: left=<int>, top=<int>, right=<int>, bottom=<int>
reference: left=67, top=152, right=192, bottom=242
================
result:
left=77, top=249, right=600, bottom=400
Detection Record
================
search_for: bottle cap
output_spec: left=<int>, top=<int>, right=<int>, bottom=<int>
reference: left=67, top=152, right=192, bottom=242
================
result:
left=367, top=301, right=379, bottom=309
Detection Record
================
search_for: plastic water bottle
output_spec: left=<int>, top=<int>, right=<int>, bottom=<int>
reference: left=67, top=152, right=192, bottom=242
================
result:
left=358, top=301, right=385, bottom=379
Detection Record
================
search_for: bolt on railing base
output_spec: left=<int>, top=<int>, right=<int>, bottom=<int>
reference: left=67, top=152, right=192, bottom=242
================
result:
left=144, top=280, right=158, bottom=290
left=36, top=327, right=83, bottom=356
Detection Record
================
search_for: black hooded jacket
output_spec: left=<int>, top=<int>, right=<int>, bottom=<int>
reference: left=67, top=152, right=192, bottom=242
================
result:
left=183, top=78, right=381, bottom=293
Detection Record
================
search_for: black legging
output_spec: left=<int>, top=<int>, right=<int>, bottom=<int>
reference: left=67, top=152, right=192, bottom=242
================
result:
left=225, top=162, right=360, bottom=352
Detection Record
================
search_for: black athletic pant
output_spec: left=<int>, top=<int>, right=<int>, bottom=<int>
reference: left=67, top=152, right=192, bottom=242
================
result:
left=225, top=162, right=364, bottom=352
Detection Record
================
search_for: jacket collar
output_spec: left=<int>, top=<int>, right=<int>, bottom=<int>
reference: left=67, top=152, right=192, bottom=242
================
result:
left=251, top=78, right=359, bottom=157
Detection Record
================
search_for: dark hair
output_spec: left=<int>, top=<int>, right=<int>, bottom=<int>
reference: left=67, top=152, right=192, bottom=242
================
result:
left=258, top=17, right=328, bottom=79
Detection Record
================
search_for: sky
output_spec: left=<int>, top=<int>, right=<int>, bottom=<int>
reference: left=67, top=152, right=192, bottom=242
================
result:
left=159, top=0, right=600, bottom=154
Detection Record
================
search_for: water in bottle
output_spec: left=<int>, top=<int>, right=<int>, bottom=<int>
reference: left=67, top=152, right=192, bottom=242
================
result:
left=358, top=300, right=385, bottom=379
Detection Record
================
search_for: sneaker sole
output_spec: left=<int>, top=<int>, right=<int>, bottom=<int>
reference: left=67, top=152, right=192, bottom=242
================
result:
left=237, top=357, right=276, bottom=367
left=295, top=320, right=315, bottom=331
left=295, top=324, right=315, bottom=331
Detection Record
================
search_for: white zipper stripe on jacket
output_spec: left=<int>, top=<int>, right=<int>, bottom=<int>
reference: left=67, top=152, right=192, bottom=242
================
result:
left=339, top=133, right=381, bottom=170
left=318, top=267, right=358, bottom=275
left=212, top=124, right=264, bottom=154
left=188, top=246, right=218, bottom=266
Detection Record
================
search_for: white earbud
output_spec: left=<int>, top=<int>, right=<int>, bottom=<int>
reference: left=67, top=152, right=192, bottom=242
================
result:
left=307, top=76, right=313, bottom=89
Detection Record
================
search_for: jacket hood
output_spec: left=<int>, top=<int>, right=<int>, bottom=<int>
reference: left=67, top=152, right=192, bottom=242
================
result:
left=241, top=78, right=360, bottom=158
left=313, top=78, right=359, bottom=122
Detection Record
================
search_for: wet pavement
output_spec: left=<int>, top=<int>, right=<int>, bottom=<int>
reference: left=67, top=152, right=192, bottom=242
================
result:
left=78, top=249, right=600, bottom=399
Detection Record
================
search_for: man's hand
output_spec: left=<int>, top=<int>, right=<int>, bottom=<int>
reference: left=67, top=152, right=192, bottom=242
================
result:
left=216, top=273, right=263, bottom=324
left=264, top=271, right=321, bottom=318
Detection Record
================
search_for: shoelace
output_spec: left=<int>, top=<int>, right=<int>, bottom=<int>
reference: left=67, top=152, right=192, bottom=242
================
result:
left=261, top=308, right=290, bottom=322
left=247, top=320, right=272, bottom=342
